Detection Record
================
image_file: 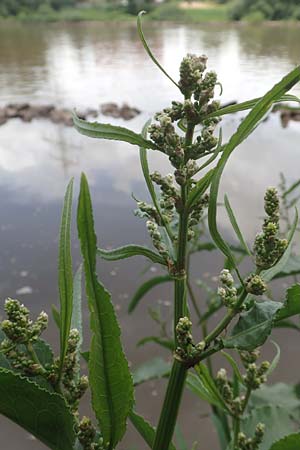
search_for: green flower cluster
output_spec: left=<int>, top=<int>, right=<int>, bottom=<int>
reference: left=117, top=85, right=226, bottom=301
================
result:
left=237, top=424, right=265, bottom=450
left=76, top=416, right=105, bottom=450
left=240, top=350, right=270, bottom=390
left=217, top=269, right=239, bottom=308
left=254, top=187, right=288, bottom=269
left=244, top=274, right=267, bottom=296
left=1, top=298, right=48, bottom=376
left=175, top=317, right=205, bottom=365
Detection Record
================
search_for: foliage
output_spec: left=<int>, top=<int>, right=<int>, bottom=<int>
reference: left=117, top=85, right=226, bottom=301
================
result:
left=229, top=0, right=300, bottom=20
left=1, top=11, right=300, bottom=450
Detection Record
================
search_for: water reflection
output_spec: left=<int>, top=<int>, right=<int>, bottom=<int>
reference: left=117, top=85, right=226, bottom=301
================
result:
left=0, top=20, right=300, bottom=449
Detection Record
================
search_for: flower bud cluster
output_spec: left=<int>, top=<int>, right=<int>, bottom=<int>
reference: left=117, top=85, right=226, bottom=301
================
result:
left=244, top=274, right=267, bottom=296
left=237, top=423, right=265, bottom=450
left=146, top=220, right=169, bottom=260
left=187, top=124, right=219, bottom=160
left=254, top=187, right=288, bottom=269
left=243, top=361, right=270, bottom=390
left=1, top=298, right=48, bottom=344
left=150, top=171, right=179, bottom=221
left=76, top=416, right=105, bottom=450
left=175, top=317, right=205, bottom=364
left=135, top=200, right=161, bottom=224
left=178, top=54, right=208, bottom=99
left=217, top=269, right=238, bottom=308
left=216, top=368, right=245, bottom=416
left=149, top=113, right=184, bottom=169
left=189, top=194, right=209, bottom=228
left=1, top=299, right=49, bottom=376
left=62, top=329, right=89, bottom=410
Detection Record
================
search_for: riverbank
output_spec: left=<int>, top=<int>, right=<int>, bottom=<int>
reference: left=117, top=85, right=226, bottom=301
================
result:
left=0, top=2, right=228, bottom=23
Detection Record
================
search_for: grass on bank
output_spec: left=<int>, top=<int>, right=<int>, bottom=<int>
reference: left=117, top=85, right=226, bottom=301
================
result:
left=0, top=1, right=229, bottom=23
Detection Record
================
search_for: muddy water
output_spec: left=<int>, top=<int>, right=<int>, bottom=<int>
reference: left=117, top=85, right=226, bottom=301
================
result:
left=0, top=20, right=300, bottom=449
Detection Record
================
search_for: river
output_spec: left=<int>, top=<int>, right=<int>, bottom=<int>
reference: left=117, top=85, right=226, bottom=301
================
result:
left=0, top=20, right=300, bottom=449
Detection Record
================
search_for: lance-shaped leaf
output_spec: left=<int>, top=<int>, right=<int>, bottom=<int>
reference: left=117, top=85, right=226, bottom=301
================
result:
left=73, top=112, right=156, bottom=149
left=187, top=371, right=227, bottom=409
left=224, top=300, right=283, bottom=351
left=194, top=363, right=229, bottom=412
left=97, top=245, right=167, bottom=266
left=224, top=194, right=251, bottom=256
left=205, top=94, right=300, bottom=120
left=128, top=274, right=172, bottom=313
left=220, top=351, right=244, bottom=384
left=137, top=11, right=179, bottom=89
left=77, top=173, right=134, bottom=449
left=276, top=283, right=300, bottom=321
left=187, top=168, right=215, bottom=211
left=268, top=434, right=300, bottom=450
left=133, top=357, right=171, bottom=386
left=137, top=335, right=174, bottom=351
left=0, top=368, right=75, bottom=450
left=129, top=411, right=176, bottom=450
left=274, top=254, right=300, bottom=279
left=58, top=178, right=74, bottom=379
left=208, top=67, right=300, bottom=276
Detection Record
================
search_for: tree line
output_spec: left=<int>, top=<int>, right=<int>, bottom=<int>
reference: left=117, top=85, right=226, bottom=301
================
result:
left=218, top=0, right=300, bottom=20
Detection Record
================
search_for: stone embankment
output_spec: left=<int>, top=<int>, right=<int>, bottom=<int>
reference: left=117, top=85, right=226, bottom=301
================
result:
left=0, top=102, right=141, bottom=126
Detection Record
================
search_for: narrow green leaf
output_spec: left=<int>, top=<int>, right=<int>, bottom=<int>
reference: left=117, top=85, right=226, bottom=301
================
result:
left=276, top=283, right=300, bottom=321
left=71, top=265, right=83, bottom=380
left=266, top=341, right=281, bottom=377
left=77, top=173, right=134, bottom=449
left=261, top=209, right=298, bottom=282
left=133, top=357, right=171, bottom=386
left=137, top=11, right=179, bottom=89
left=211, top=413, right=230, bottom=450
left=274, top=254, right=300, bottom=279
left=274, top=319, right=300, bottom=331
left=187, top=168, right=215, bottom=211
left=206, top=94, right=300, bottom=120
left=97, top=245, right=167, bottom=266
left=73, top=112, right=156, bottom=149
left=224, top=300, right=283, bottom=351
left=220, top=351, right=244, bottom=384
left=186, top=372, right=226, bottom=409
left=58, top=178, right=74, bottom=379
left=268, top=434, right=300, bottom=450
left=137, top=335, right=174, bottom=351
left=208, top=67, right=300, bottom=276
left=51, top=304, right=60, bottom=330
left=224, top=194, right=251, bottom=256
left=128, top=274, right=172, bottom=313
left=0, top=368, right=75, bottom=450
left=194, top=363, right=229, bottom=412
left=282, top=178, right=300, bottom=198
left=129, top=410, right=176, bottom=450
left=174, top=425, right=188, bottom=450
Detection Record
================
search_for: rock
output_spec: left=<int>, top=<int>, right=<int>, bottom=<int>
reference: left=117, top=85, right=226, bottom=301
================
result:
left=101, top=102, right=141, bottom=120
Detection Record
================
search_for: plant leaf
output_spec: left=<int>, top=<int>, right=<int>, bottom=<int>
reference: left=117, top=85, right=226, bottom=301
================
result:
left=186, top=372, right=227, bottom=409
left=266, top=341, right=281, bottom=377
left=137, top=335, right=174, bottom=351
left=206, top=94, right=300, bottom=120
left=58, top=178, right=74, bottom=379
left=129, top=410, right=176, bottom=450
left=128, top=274, right=172, bottom=313
left=97, top=245, right=167, bottom=266
left=242, top=405, right=296, bottom=450
left=187, top=168, right=215, bottom=211
left=220, top=351, right=244, bottom=384
left=194, top=363, right=229, bottom=412
left=77, top=173, right=134, bottom=449
left=137, top=11, right=179, bottom=89
left=224, top=300, right=282, bottom=351
left=208, top=67, right=300, bottom=276
left=268, top=434, right=300, bottom=450
left=274, top=254, right=300, bottom=279
left=276, top=284, right=300, bottom=321
left=133, top=357, right=171, bottom=386
left=0, top=368, right=75, bottom=450
left=249, top=383, right=300, bottom=414
left=261, top=209, right=298, bottom=282
left=73, top=112, right=156, bottom=149
left=71, top=265, right=83, bottom=380
left=224, top=194, right=251, bottom=256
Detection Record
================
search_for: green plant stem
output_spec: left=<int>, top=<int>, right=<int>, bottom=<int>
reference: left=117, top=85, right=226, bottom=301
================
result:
left=153, top=123, right=194, bottom=450
left=27, top=342, right=47, bottom=375
left=153, top=360, right=187, bottom=450
left=205, top=289, right=247, bottom=346
left=233, top=416, right=240, bottom=450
